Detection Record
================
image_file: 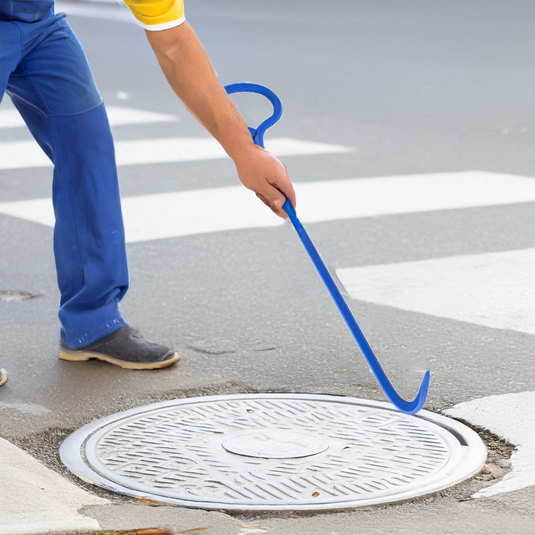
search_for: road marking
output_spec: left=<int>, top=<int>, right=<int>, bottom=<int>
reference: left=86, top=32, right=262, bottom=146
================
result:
left=0, top=106, right=178, bottom=129
left=1, top=172, right=535, bottom=244
left=0, top=186, right=278, bottom=241
left=445, top=392, right=535, bottom=498
left=290, top=171, right=535, bottom=223
left=56, top=1, right=136, bottom=23
left=0, top=136, right=351, bottom=170
left=337, top=248, right=535, bottom=335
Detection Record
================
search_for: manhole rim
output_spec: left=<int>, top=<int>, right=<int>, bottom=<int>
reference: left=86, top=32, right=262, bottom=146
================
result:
left=60, top=393, right=487, bottom=511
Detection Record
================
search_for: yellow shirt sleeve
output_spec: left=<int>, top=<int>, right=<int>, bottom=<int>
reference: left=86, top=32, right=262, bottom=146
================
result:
left=123, top=0, right=185, bottom=31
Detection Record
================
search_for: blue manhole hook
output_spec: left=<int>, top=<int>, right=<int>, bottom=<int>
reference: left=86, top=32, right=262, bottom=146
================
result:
left=225, top=82, right=430, bottom=415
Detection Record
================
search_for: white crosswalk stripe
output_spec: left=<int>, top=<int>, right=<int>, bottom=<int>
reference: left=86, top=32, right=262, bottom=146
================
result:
left=0, top=136, right=351, bottom=170
left=0, top=104, right=350, bottom=170
left=1, top=171, right=535, bottom=243
left=337, top=248, right=535, bottom=336
left=0, top=106, right=178, bottom=129
left=55, top=1, right=136, bottom=24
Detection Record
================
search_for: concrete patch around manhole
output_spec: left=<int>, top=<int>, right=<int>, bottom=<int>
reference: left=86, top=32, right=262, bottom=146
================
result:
left=60, top=394, right=487, bottom=511
left=0, top=290, right=41, bottom=302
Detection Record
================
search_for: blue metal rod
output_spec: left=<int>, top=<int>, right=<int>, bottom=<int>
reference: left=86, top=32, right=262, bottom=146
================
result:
left=282, top=200, right=430, bottom=415
left=225, top=82, right=430, bottom=415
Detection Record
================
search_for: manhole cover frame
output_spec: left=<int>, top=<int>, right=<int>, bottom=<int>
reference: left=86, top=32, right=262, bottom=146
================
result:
left=60, top=393, right=487, bottom=511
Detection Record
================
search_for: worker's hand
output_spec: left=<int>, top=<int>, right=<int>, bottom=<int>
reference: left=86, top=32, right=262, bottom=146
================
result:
left=234, top=144, right=296, bottom=219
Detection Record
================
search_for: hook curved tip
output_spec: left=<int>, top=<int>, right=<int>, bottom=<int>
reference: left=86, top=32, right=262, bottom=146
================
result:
left=390, top=370, right=430, bottom=415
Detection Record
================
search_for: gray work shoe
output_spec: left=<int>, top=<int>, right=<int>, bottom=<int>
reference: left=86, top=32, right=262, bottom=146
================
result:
left=0, top=368, right=7, bottom=386
left=58, top=325, right=179, bottom=370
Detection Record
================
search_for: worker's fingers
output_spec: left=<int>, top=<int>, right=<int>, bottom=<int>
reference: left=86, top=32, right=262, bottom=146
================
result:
left=255, top=192, right=270, bottom=208
left=256, top=161, right=296, bottom=218
left=265, top=190, right=287, bottom=218
left=254, top=178, right=293, bottom=218
left=269, top=162, right=296, bottom=210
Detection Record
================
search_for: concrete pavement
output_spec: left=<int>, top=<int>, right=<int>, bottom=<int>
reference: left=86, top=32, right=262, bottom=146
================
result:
left=2, top=0, right=535, bottom=533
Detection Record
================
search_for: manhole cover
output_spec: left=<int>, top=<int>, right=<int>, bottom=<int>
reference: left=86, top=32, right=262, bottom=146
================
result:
left=60, top=394, right=486, bottom=511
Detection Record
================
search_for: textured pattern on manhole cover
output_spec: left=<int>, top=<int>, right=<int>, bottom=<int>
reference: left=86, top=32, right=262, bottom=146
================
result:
left=60, top=394, right=486, bottom=510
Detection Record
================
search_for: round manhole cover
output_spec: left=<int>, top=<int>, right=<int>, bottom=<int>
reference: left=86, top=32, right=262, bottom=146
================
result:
left=60, top=394, right=486, bottom=511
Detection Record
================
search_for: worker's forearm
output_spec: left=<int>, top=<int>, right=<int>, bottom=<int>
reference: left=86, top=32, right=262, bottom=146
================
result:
left=145, top=23, right=254, bottom=163
left=145, top=21, right=297, bottom=218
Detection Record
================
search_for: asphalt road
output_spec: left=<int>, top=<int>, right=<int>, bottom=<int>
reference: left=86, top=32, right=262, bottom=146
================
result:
left=1, top=1, right=535, bottom=533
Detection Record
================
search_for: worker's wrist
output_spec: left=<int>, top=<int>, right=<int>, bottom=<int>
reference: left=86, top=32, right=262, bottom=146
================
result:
left=226, top=138, right=261, bottom=167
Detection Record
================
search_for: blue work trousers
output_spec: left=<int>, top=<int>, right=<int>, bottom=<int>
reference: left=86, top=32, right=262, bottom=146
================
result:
left=0, top=13, right=128, bottom=348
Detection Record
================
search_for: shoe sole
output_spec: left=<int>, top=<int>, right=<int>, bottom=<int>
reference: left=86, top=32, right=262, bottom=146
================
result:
left=0, top=369, right=7, bottom=386
left=58, top=350, right=180, bottom=370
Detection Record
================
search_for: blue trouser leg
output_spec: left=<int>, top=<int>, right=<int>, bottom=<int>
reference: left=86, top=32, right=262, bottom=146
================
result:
left=2, top=15, right=129, bottom=348
left=0, top=17, right=23, bottom=100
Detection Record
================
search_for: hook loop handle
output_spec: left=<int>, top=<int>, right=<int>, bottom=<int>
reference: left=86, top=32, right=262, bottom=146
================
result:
left=224, top=82, right=282, bottom=148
